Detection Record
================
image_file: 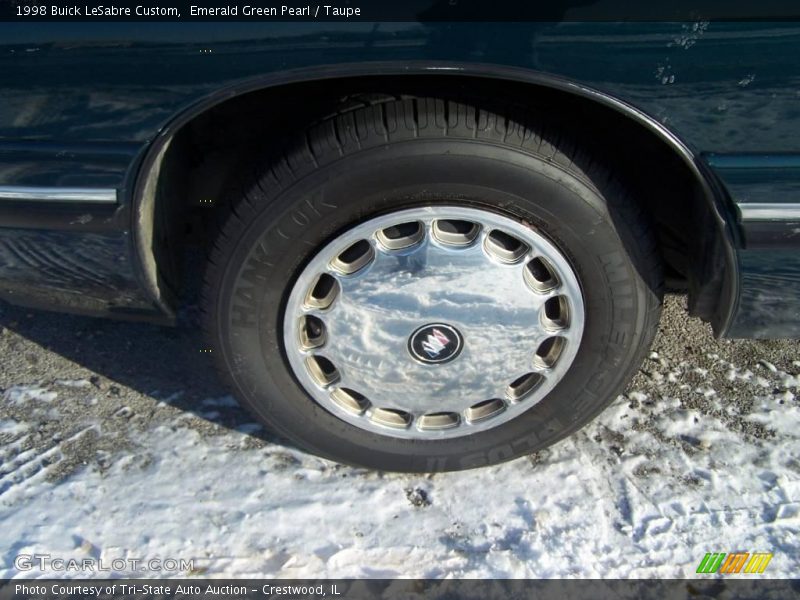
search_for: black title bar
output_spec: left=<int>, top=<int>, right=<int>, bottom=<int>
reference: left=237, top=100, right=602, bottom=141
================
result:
left=3, top=0, right=800, bottom=22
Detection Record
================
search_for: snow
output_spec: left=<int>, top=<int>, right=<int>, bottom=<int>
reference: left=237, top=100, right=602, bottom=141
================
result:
left=54, top=379, right=94, bottom=389
left=0, top=419, right=28, bottom=436
left=2, top=382, right=799, bottom=579
left=4, top=385, right=57, bottom=404
left=1, top=299, right=799, bottom=580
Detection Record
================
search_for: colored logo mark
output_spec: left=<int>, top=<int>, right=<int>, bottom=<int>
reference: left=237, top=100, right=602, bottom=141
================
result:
left=696, top=552, right=773, bottom=574
left=421, top=328, right=451, bottom=358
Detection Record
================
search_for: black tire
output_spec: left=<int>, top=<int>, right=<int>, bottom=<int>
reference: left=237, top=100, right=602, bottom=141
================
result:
left=203, top=96, right=662, bottom=472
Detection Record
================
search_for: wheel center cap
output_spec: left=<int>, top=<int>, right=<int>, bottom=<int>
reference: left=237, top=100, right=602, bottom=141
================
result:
left=408, top=323, right=464, bottom=365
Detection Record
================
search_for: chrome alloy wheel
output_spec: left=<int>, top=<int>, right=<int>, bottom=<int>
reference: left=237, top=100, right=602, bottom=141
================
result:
left=283, top=206, right=585, bottom=440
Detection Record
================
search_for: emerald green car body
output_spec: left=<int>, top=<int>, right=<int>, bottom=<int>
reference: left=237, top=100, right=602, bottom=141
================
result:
left=0, top=21, right=799, bottom=337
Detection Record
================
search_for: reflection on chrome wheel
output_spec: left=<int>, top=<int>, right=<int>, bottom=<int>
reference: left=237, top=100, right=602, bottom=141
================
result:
left=283, top=207, right=585, bottom=439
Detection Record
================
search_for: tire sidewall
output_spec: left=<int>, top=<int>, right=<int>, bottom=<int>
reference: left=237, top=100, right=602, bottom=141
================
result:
left=213, top=139, right=652, bottom=471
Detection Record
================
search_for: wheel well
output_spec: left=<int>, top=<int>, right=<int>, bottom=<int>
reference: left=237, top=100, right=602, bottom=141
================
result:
left=141, top=74, right=736, bottom=332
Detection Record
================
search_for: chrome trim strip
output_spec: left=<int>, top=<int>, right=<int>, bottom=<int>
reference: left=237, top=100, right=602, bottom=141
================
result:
left=739, top=203, right=800, bottom=222
left=0, top=186, right=117, bottom=203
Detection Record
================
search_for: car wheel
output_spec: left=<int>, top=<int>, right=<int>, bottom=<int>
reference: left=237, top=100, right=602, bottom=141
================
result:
left=203, top=96, right=662, bottom=471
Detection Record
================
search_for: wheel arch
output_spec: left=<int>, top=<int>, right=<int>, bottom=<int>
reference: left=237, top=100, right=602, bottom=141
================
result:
left=129, top=61, right=740, bottom=334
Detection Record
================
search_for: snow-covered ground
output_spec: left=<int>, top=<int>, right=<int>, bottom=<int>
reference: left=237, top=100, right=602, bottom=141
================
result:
left=1, top=296, right=798, bottom=578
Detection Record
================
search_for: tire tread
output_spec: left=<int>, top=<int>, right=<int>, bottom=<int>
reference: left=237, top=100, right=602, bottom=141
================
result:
left=201, top=94, right=663, bottom=469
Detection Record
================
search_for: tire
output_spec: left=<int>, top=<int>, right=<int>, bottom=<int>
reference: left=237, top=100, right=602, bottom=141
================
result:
left=203, top=96, right=662, bottom=472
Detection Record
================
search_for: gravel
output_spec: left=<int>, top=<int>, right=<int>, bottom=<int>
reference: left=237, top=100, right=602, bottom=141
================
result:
left=1, top=294, right=794, bottom=482
left=1, top=294, right=798, bottom=577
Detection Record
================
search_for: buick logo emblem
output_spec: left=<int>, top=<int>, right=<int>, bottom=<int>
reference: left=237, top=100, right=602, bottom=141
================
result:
left=408, top=323, right=463, bottom=364
left=421, top=328, right=451, bottom=358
